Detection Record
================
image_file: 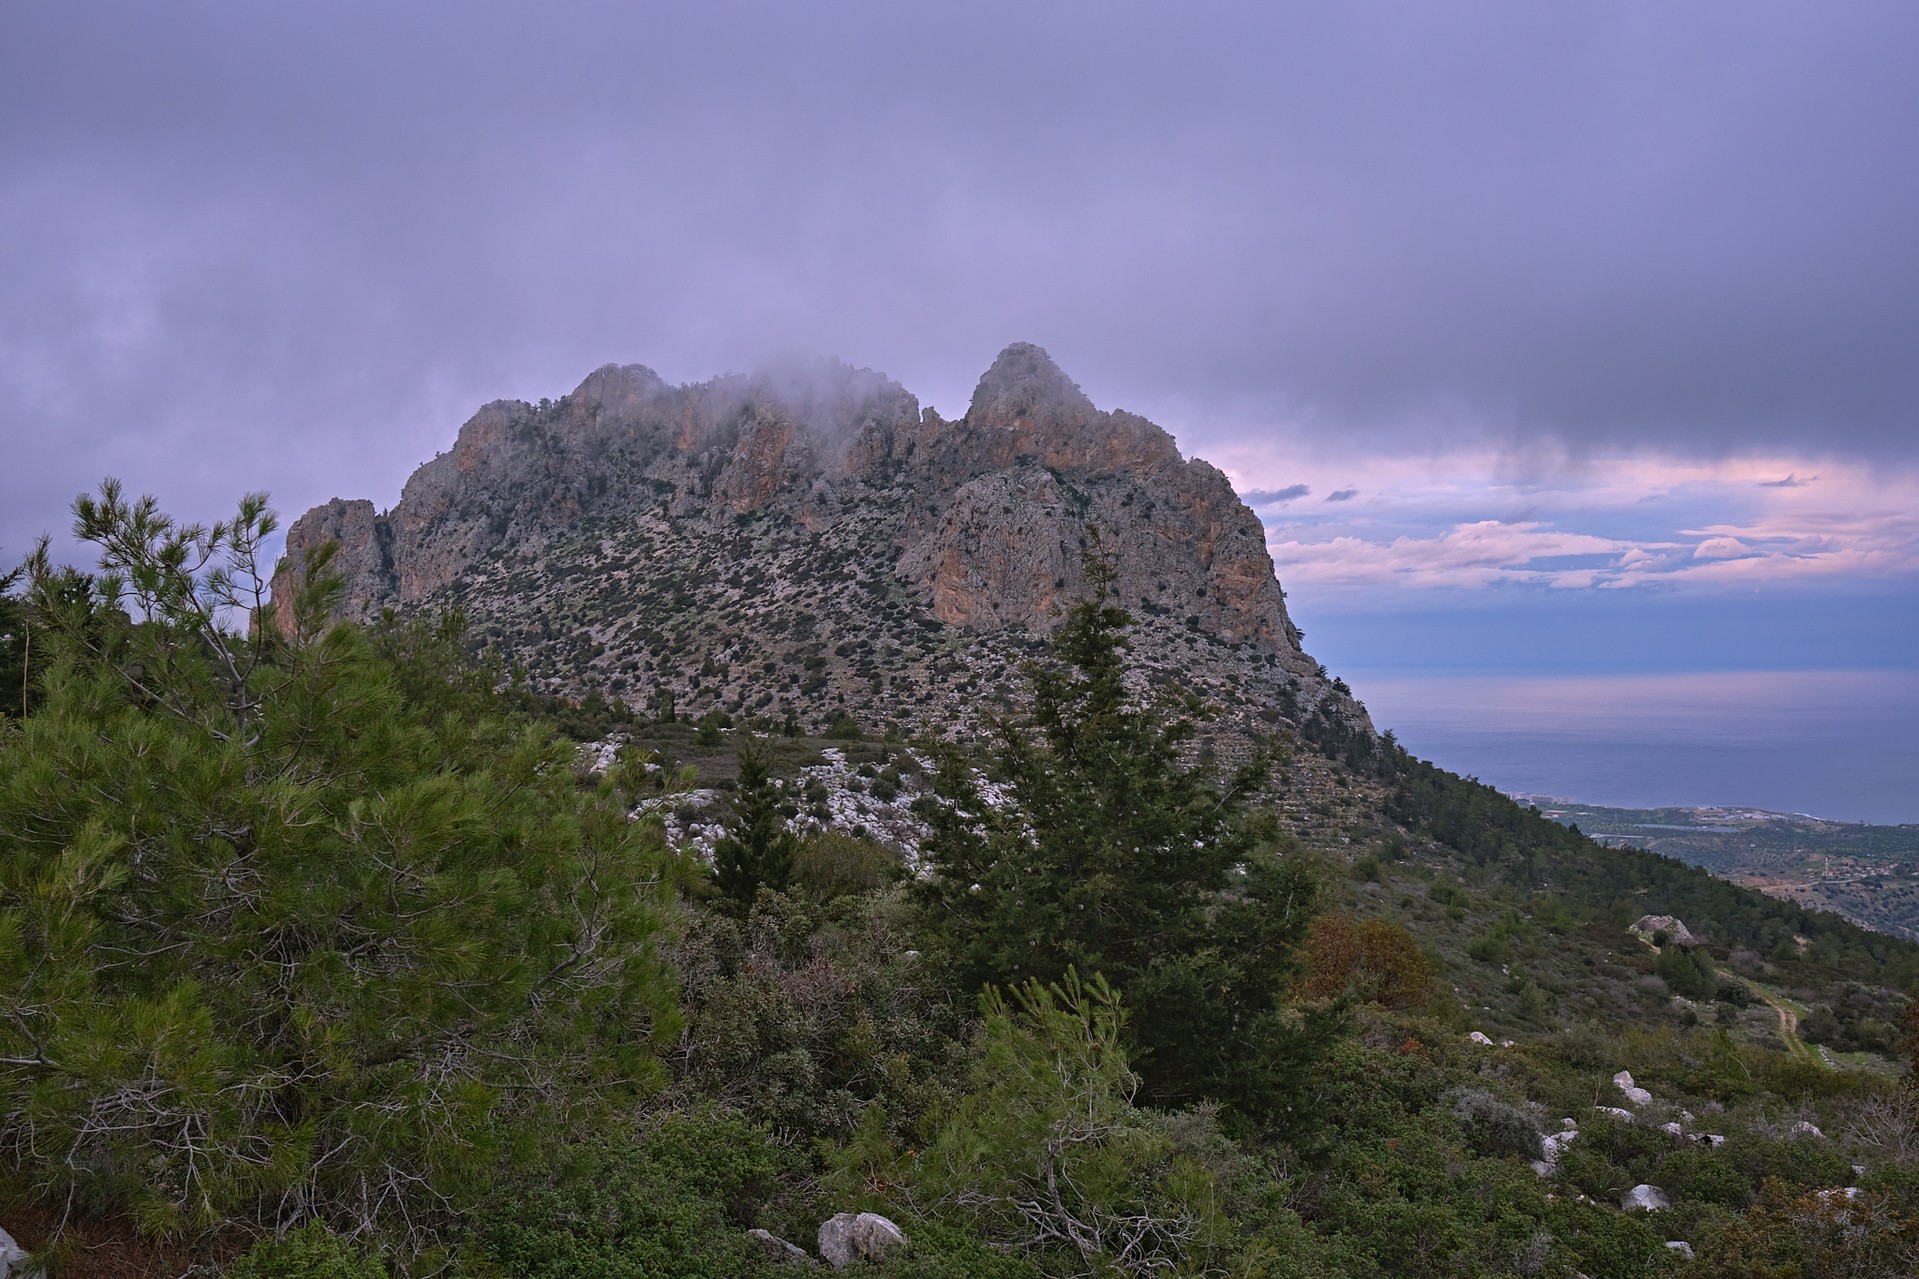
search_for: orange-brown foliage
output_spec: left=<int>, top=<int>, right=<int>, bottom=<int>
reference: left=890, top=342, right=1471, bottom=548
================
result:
left=1297, top=913, right=1441, bottom=1011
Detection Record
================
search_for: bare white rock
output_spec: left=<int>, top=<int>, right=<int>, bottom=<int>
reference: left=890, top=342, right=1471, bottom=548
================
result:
left=1468, top=1031, right=1494, bottom=1046
left=1613, top=1070, right=1654, bottom=1106
left=1622, top=1184, right=1670, bottom=1212
left=1631, top=915, right=1701, bottom=946
left=1789, top=1120, right=1825, bottom=1140
left=0, top=1227, right=37, bottom=1279
left=1665, top=1241, right=1694, bottom=1259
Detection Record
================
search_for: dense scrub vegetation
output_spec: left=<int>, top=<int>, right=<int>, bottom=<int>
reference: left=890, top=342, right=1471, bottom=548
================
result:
left=3, top=489, right=1919, bottom=1277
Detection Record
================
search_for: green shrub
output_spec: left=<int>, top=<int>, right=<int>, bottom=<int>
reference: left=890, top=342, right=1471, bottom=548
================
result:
left=792, top=831, right=899, bottom=900
left=1448, top=1087, right=1542, bottom=1161
left=1654, top=945, right=1718, bottom=999
left=824, top=713, right=865, bottom=741
left=1657, top=1146, right=1755, bottom=1208
left=1542, top=1198, right=1669, bottom=1279
left=1724, top=1132, right=1854, bottom=1193
left=1466, top=932, right=1513, bottom=965
left=476, top=1111, right=775, bottom=1279
left=223, top=1224, right=383, bottom=1279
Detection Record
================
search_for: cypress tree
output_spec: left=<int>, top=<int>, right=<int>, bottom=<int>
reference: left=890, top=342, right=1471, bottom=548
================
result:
left=712, top=738, right=798, bottom=910
left=914, top=548, right=1339, bottom=1130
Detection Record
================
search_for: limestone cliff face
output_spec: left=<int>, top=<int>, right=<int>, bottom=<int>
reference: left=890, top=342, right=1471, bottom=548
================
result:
left=276, top=344, right=1368, bottom=739
left=895, top=467, right=1072, bottom=630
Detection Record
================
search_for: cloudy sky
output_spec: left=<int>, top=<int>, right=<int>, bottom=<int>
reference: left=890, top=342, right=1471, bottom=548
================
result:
left=4, top=2, right=1915, bottom=809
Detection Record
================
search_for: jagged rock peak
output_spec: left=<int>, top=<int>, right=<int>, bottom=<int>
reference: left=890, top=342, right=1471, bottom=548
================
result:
left=272, top=344, right=1375, bottom=745
left=966, top=342, right=1095, bottom=431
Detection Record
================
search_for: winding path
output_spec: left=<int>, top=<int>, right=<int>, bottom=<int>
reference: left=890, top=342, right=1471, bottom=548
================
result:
left=1728, top=973, right=1820, bottom=1065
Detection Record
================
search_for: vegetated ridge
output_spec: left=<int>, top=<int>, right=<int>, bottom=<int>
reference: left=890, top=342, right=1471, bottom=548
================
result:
left=1528, top=797, right=1919, bottom=944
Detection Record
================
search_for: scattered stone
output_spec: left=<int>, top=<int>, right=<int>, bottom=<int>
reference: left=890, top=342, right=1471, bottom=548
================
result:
left=1468, top=1031, right=1494, bottom=1046
left=1532, top=1126, right=1580, bottom=1178
left=1665, top=1241, right=1694, bottom=1260
left=1789, top=1120, right=1826, bottom=1140
left=1660, top=1121, right=1684, bottom=1139
left=1622, top=1184, right=1670, bottom=1212
left=1593, top=1106, right=1636, bottom=1122
left=748, top=1229, right=817, bottom=1267
left=1612, top=1070, right=1653, bottom=1106
left=818, top=1213, right=908, bottom=1268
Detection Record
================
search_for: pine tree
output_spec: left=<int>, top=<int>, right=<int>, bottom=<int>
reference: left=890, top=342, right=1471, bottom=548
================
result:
left=711, top=738, right=798, bottom=910
left=914, top=549, right=1339, bottom=1130
left=0, top=482, right=681, bottom=1248
left=0, top=564, right=24, bottom=719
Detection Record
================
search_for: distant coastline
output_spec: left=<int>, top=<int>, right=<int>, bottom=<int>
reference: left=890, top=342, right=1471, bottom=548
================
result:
left=1348, top=668, right=1919, bottom=825
left=1516, top=795, right=1919, bottom=942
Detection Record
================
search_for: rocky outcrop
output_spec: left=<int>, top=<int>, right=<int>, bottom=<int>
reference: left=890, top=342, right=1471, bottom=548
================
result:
left=896, top=467, right=1073, bottom=630
left=1630, top=915, right=1701, bottom=946
left=273, top=343, right=1369, bottom=743
left=271, top=498, right=393, bottom=635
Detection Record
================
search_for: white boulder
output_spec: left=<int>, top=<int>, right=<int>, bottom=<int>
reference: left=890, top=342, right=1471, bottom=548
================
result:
left=1789, top=1120, right=1825, bottom=1140
left=1468, top=1031, right=1494, bottom=1046
left=1612, top=1070, right=1653, bottom=1106
left=818, top=1213, right=908, bottom=1268
left=1622, top=1184, right=1670, bottom=1212
left=1665, top=1241, right=1694, bottom=1259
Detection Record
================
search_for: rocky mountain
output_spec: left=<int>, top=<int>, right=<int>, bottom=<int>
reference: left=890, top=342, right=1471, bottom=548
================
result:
left=274, top=343, right=1369, bottom=744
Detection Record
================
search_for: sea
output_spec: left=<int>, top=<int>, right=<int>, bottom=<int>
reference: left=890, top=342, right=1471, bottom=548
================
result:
left=1344, top=669, right=1919, bottom=826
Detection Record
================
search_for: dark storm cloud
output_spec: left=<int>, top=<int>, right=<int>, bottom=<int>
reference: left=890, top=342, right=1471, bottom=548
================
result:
left=4, top=1, right=1917, bottom=559
left=1243, top=485, right=1312, bottom=507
